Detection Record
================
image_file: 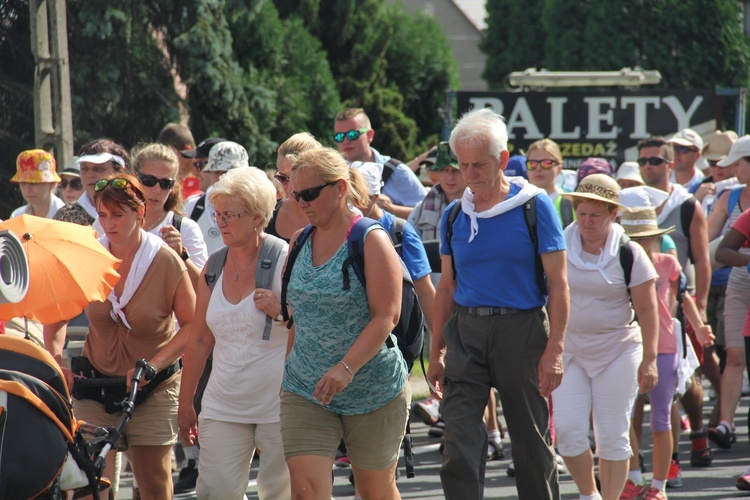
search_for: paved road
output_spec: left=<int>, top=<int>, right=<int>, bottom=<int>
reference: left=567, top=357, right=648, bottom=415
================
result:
left=116, top=377, right=750, bottom=499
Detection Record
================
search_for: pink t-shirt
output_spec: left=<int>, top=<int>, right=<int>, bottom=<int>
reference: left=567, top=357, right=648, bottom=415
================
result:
left=652, top=252, right=681, bottom=354
left=731, top=209, right=750, bottom=247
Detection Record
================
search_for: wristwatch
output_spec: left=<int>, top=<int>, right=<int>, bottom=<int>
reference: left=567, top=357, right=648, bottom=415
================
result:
left=180, top=248, right=190, bottom=261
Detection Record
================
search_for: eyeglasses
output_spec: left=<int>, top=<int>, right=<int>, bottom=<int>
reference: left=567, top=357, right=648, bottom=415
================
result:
left=332, top=129, right=369, bottom=143
left=525, top=159, right=559, bottom=170
left=673, top=145, right=699, bottom=154
left=708, top=159, right=721, bottom=167
left=210, top=211, right=248, bottom=224
left=291, top=182, right=336, bottom=202
left=60, top=178, right=82, bottom=190
left=193, top=160, right=208, bottom=171
left=137, top=173, right=176, bottom=190
left=637, top=157, right=669, bottom=167
left=94, top=178, right=130, bottom=192
left=274, top=172, right=290, bottom=185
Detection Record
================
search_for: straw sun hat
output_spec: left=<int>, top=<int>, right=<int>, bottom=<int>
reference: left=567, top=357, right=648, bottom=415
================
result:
left=620, top=207, right=674, bottom=239
left=562, top=173, right=623, bottom=207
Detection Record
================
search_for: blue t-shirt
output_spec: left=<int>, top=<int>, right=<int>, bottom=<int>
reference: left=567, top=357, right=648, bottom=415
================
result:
left=371, top=147, right=427, bottom=207
left=440, top=187, right=565, bottom=309
left=379, top=212, right=432, bottom=281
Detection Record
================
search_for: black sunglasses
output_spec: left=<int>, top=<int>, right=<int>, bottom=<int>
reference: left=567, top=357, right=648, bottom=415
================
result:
left=291, top=182, right=336, bottom=202
left=332, top=129, right=369, bottom=143
left=274, top=172, right=290, bottom=185
left=60, top=178, right=83, bottom=189
left=526, top=159, right=559, bottom=171
left=673, top=145, right=699, bottom=154
left=637, top=157, right=668, bottom=167
left=94, top=178, right=130, bottom=192
left=138, top=173, right=175, bottom=190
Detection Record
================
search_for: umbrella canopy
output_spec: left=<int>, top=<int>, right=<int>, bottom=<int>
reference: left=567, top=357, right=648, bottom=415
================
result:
left=0, top=215, right=120, bottom=324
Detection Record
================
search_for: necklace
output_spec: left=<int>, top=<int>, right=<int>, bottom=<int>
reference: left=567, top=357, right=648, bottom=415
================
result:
left=229, top=247, right=259, bottom=281
left=144, top=212, right=168, bottom=233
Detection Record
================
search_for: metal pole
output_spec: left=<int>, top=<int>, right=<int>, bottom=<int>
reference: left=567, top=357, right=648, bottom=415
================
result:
left=48, top=0, right=74, bottom=167
left=29, top=0, right=55, bottom=151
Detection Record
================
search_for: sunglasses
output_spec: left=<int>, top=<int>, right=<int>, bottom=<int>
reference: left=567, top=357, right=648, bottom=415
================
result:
left=94, top=178, right=130, bottom=192
left=210, top=211, right=248, bottom=224
left=274, top=172, right=290, bottom=185
left=193, top=160, right=208, bottom=171
left=291, top=182, right=336, bottom=202
left=673, top=145, right=699, bottom=154
left=137, top=173, right=175, bottom=190
left=60, top=178, right=83, bottom=190
left=332, top=129, right=369, bottom=143
left=708, top=159, right=721, bottom=168
left=637, top=157, right=668, bottom=167
left=525, top=159, right=559, bottom=170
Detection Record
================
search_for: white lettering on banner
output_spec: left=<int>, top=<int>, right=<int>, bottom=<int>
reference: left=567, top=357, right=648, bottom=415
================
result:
left=468, top=97, right=504, bottom=114
left=584, top=97, right=618, bottom=139
left=504, top=97, right=543, bottom=140
left=621, top=97, right=661, bottom=139
left=548, top=97, right=581, bottom=139
left=662, top=96, right=703, bottom=130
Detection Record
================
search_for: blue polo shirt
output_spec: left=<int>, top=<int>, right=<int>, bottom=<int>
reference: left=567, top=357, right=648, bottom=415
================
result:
left=440, top=187, right=565, bottom=309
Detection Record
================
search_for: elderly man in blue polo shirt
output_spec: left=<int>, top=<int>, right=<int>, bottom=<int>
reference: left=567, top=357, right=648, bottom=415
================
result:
left=428, top=108, right=569, bottom=500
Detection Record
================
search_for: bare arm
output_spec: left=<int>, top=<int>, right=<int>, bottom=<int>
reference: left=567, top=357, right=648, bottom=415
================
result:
left=375, top=194, right=415, bottom=219
left=630, top=278, right=659, bottom=394
left=413, top=275, right=436, bottom=334
left=715, top=228, right=750, bottom=267
left=538, top=250, right=569, bottom=397
left=682, top=293, right=714, bottom=348
left=689, top=202, right=710, bottom=316
left=43, top=320, right=69, bottom=366
left=427, top=255, right=457, bottom=399
left=706, top=191, right=730, bottom=241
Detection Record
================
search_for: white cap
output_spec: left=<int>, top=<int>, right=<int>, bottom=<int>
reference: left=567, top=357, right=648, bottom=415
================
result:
left=350, top=161, right=383, bottom=196
left=619, top=185, right=669, bottom=209
left=717, top=135, right=750, bottom=167
left=203, top=141, right=249, bottom=172
left=669, top=128, right=703, bottom=149
left=615, top=161, right=644, bottom=185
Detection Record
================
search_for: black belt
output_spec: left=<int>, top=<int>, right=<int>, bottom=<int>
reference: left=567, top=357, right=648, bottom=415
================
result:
left=456, top=305, right=521, bottom=316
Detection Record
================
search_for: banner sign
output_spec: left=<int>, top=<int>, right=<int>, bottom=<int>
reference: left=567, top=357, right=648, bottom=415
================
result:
left=456, top=90, right=716, bottom=170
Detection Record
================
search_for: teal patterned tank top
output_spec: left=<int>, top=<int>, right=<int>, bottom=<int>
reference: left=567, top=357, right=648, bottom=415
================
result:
left=282, top=230, right=407, bottom=414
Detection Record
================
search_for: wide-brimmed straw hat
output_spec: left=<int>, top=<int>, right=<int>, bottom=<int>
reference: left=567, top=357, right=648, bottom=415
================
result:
left=702, top=130, right=738, bottom=161
left=562, top=173, right=623, bottom=207
left=620, top=207, right=674, bottom=239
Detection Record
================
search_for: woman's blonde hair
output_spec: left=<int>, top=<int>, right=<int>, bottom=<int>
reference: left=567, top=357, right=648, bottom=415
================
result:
left=209, top=167, right=277, bottom=228
left=526, top=138, right=563, bottom=166
left=292, top=147, right=370, bottom=210
left=130, top=142, right=184, bottom=214
left=278, top=132, right=322, bottom=160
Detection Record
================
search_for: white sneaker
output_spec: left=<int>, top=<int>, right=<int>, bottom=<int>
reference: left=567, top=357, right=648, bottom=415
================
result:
left=411, top=397, right=440, bottom=426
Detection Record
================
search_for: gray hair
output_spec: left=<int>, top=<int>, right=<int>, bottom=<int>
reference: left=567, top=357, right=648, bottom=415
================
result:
left=449, top=108, right=508, bottom=159
left=209, top=167, right=277, bottom=228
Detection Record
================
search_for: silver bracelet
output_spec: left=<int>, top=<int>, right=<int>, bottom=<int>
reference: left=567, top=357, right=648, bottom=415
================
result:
left=340, top=360, right=354, bottom=379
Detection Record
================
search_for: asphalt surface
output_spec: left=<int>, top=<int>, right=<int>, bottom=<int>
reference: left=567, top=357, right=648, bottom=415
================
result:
left=115, top=376, right=750, bottom=499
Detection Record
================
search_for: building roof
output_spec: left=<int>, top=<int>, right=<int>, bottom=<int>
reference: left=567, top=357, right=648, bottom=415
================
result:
left=451, top=0, right=487, bottom=31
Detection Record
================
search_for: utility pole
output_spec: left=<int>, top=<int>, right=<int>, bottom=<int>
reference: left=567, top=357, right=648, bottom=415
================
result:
left=29, top=0, right=74, bottom=168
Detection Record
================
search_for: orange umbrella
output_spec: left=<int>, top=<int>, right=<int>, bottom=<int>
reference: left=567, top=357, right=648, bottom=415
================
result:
left=0, top=215, right=120, bottom=324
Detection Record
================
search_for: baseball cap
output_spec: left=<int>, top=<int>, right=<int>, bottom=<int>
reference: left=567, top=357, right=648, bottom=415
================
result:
left=505, top=155, right=527, bottom=178
left=203, top=141, right=250, bottom=172
left=11, top=149, right=61, bottom=183
left=669, top=128, right=704, bottom=150
left=431, top=142, right=458, bottom=171
left=717, top=135, right=750, bottom=167
left=180, top=137, right=227, bottom=159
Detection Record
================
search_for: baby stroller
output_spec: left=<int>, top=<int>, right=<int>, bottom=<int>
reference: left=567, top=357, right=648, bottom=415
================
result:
left=0, top=335, right=154, bottom=499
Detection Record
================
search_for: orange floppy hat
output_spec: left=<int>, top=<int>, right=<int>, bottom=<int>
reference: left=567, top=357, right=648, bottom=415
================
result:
left=11, top=149, right=61, bottom=184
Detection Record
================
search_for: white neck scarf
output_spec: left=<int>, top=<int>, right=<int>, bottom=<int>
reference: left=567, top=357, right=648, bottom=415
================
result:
left=99, top=229, right=163, bottom=329
left=656, top=184, right=692, bottom=225
left=77, top=193, right=98, bottom=219
left=460, top=177, right=545, bottom=242
left=565, top=222, right=625, bottom=284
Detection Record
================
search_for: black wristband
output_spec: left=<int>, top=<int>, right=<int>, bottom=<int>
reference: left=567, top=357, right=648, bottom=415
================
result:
left=180, top=249, right=189, bottom=261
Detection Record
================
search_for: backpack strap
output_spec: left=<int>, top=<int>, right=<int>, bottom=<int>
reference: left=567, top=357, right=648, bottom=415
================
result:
left=445, top=202, right=463, bottom=280
left=256, top=235, right=287, bottom=340
left=680, top=198, right=697, bottom=264
left=382, top=158, right=402, bottom=186
left=172, top=214, right=183, bottom=232
left=281, top=225, right=316, bottom=322
left=522, top=195, right=547, bottom=296
left=189, top=193, right=207, bottom=221
left=728, top=186, right=743, bottom=215
left=342, top=218, right=381, bottom=291
left=204, top=246, right=230, bottom=291
left=559, top=196, right=575, bottom=229
left=389, top=216, right=407, bottom=257
left=619, top=235, right=634, bottom=290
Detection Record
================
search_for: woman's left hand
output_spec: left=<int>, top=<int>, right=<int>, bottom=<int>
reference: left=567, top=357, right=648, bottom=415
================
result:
left=160, top=224, right=183, bottom=255
left=313, top=363, right=353, bottom=406
left=637, top=358, right=658, bottom=394
left=254, top=288, right=281, bottom=318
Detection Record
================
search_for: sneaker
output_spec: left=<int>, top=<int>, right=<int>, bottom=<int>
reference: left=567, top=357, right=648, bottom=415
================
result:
left=737, top=465, right=750, bottom=491
left=334, top=454, right=351, bottom=468
left=487, top=439, right=504, bottom=460
left=643, top=486, right=667, bottom=500
left=173, top=459, right=198, bottom=495
left=428, top=418, right=445, bottom=438
left=708, top=422, right=736, bottom=449
left=555, top=454, right=567, bottom=475
left=506, top=461, right=515, bottom=477
left=666, top=459, right=682, bottom=488
left=411, top=397, right=440, bottom=426
left=619, top=479, right=648, bottom=500
left=689, top=446, right=713, bottom=467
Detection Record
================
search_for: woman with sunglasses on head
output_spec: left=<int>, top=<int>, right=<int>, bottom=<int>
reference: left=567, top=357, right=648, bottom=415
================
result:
left=281, top=147, right=409, bottom=499
left=265, top=133, right=323, bottom=242
left=131, top=143, right=208, bottom=288
left=52, top=173, right=196, bottom=500
left=526, top=138, right=576, bottom=229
